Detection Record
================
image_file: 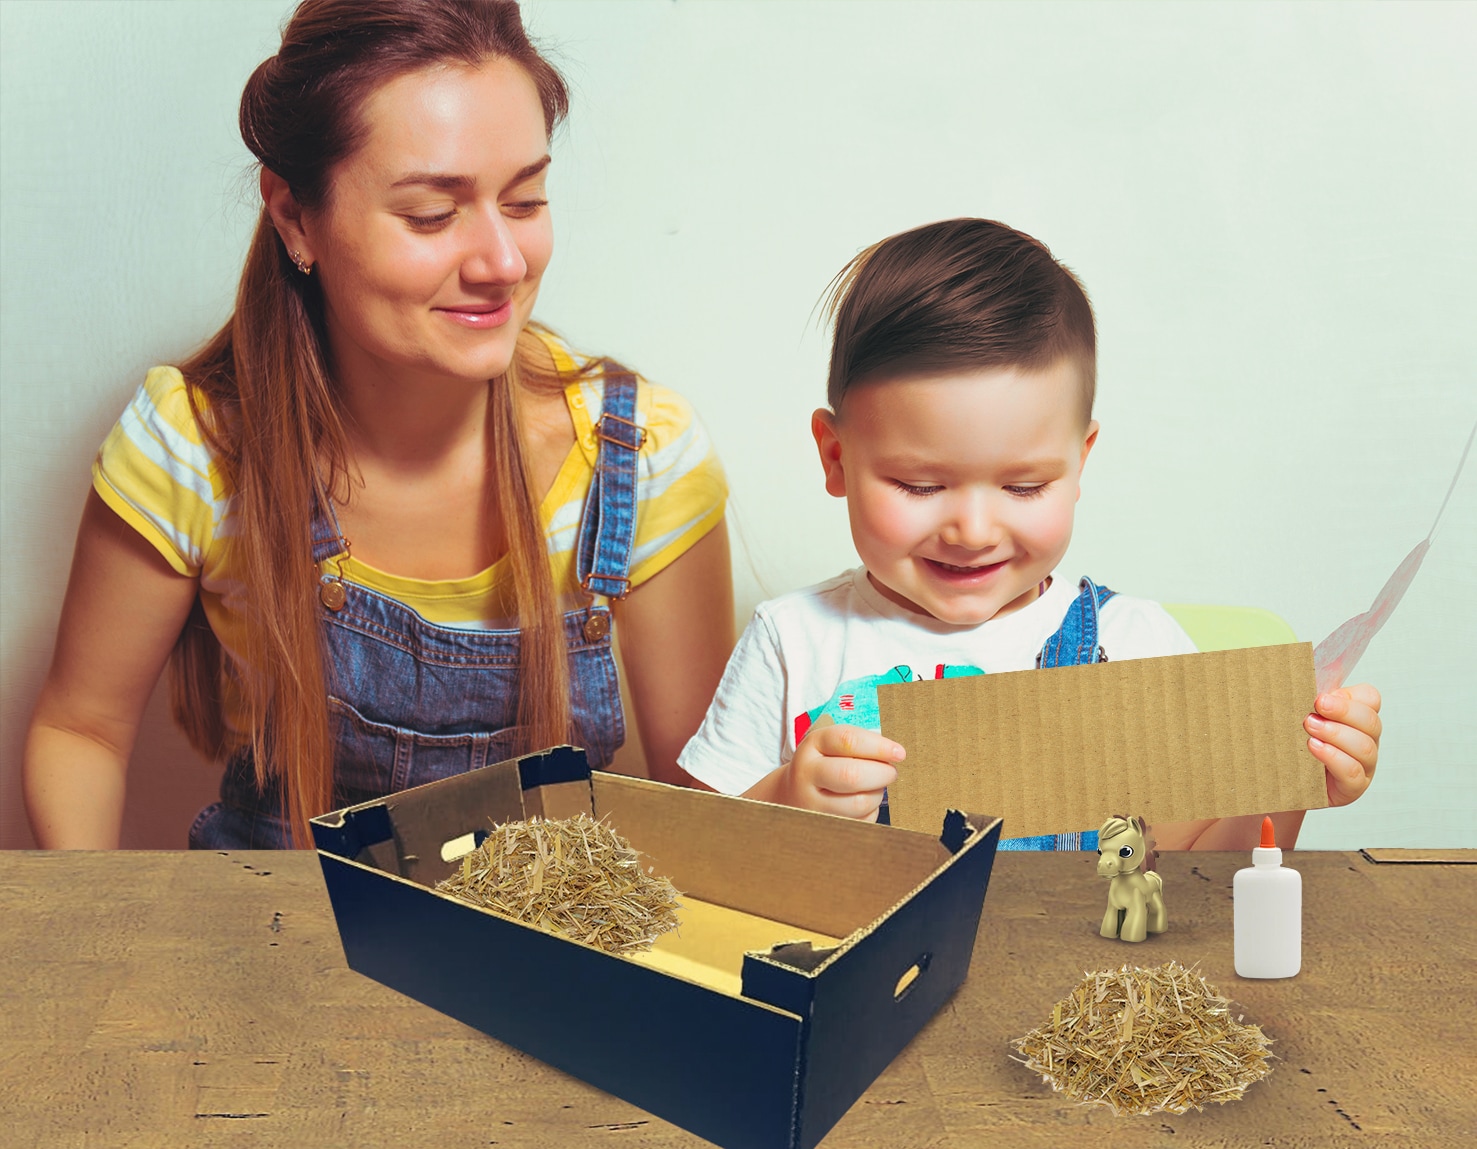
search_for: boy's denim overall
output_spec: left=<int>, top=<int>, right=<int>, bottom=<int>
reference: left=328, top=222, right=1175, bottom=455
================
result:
left=995, top=576, right=1117, bottom=852
left=189, top=367, right=642, bottom=849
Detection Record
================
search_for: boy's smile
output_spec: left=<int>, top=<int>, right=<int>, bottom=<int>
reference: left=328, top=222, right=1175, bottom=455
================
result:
left=813, top=359, right=1097, bottom=627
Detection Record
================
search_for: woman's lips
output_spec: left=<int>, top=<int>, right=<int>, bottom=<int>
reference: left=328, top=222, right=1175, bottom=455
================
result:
left=436, top=299, right=513, bottom=329
left=922, top=557, right=1008, bottom=584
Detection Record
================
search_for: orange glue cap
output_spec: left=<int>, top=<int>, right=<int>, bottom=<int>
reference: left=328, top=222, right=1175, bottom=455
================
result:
left=1260, top=816, right=1276, bottom=848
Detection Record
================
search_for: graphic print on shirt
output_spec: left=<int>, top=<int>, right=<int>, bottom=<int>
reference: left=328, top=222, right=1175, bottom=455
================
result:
left=791, top=662, right=986, bottom=744
left=792, top=659, right=1100, bottom=852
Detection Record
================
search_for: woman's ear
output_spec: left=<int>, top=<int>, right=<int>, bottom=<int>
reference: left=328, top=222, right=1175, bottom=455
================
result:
left=260, top=167, right=315, bottom=267
left=811, top=409, right=847, bottom=498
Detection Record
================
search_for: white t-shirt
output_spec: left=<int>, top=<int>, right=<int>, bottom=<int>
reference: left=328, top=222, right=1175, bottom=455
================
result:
left=679, top=568, right=1197, bottom=795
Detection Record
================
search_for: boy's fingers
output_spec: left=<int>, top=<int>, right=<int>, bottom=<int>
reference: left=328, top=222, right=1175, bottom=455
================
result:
left=814, top=785, right=888, bottom=821
left=1310, top=736, right=1373, bottom=806
left=814, top=722, right=905, bottom=763
left=1304, top=712, right=1378, bottom=779
left=1313, top=687, right=1383, bottom=742
left=817, top=755, right=898, bottom=796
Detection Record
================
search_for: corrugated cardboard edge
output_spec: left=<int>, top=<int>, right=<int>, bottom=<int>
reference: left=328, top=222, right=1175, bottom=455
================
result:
left=1359, top=848, right=1477, bottom=865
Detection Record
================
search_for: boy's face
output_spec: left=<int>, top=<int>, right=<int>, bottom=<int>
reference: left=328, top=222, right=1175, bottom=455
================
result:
left=813, top=358, right=1097, bottom=626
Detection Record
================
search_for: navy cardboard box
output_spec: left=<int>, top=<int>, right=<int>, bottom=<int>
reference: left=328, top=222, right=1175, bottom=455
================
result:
left=311, top=746, right=1002, bottom=1149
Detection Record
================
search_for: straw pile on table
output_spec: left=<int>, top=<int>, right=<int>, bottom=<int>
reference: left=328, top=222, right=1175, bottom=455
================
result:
left=1011, top=961, right=1274, bottom=1116
left=434, top=813, right=682, bottom=954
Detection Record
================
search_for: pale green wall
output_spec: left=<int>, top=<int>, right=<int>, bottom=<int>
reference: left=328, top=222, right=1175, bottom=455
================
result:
left=3, top=1, right=1473, bottom=848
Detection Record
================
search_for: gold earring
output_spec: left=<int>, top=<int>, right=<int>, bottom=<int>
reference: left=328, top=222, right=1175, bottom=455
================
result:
left=290, top=249, right=312, bottom=275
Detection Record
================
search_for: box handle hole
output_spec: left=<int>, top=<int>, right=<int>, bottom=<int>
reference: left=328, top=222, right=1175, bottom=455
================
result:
left=894, top=952, right=932, bottom=1001
left=440, top=829, right=489, bottom=863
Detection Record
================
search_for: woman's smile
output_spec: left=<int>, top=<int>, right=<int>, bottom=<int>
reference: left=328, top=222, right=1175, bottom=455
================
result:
left=435, top=299, right=514, bottom=328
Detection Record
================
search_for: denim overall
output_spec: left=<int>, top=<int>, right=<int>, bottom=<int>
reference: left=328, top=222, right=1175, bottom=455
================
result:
left=995, top=576, right=1117, bottom=852
left=189, top=366, right=642, bottom=849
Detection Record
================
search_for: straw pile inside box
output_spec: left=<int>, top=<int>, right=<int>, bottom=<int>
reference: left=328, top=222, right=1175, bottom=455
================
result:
left=434, top=813, right=682, bottom=954
left=1011, top=961, right=1273, bottom=1116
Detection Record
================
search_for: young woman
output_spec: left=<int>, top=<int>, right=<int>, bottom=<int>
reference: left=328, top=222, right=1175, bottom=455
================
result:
left=23, top=0, right=735, bottom=849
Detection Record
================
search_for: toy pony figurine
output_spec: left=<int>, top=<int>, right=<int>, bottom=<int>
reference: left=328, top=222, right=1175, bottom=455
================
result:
left=1097, top=815, right=1166, bottom=943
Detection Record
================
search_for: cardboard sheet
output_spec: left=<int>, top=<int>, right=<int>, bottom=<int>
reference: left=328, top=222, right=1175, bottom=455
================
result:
left=878, top=642, right=1324, bottom=837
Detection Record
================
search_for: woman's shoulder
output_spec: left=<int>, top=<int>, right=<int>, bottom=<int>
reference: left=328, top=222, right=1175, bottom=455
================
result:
left=106, top=365, right=224, bottom=466
left=538, top=330, right=709, bottom=461
left=93, top=366, right=230, bottom=575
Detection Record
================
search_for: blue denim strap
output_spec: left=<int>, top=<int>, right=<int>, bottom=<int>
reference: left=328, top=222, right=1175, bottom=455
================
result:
left=575, top=363, right=642, bottom=599
left=1031, top=576, right=1117, bottom=851
left=1036, top=576, right=1117, bottom=669
left=309, top=493, right=349, bottom=565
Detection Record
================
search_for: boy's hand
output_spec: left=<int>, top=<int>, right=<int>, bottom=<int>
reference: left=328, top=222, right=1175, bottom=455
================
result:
left=1304, top=683, right=1382, bottom=807
left=779, top=714, right=903, bottom=821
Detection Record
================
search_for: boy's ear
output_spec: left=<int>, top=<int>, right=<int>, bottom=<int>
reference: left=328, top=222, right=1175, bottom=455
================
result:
left=260, top=167, right=316, bottom=267
left=1076, top=420, right=1100, bottom=502
left=811, top=408, right=848, bottom=498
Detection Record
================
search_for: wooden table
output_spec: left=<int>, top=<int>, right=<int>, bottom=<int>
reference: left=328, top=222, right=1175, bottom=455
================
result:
left=4, top=849, right=1473, bottom=1148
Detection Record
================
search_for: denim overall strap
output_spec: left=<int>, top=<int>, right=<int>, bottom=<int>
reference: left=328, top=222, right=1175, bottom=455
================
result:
left=1001, top=577, right=1118, bottom=852
left=309, top=493, right=348, bottom=564
left=575, top=363, right=642, bottom=600
left=1036, top=576, right=1117, bottom=670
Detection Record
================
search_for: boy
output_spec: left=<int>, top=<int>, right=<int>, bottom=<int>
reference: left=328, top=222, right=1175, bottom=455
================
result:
left=678, top=219, right=1381, bottom=851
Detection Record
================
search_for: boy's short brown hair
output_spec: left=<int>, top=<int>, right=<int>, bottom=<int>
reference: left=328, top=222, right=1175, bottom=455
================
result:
left=825, top=218, right=1096, bottom=423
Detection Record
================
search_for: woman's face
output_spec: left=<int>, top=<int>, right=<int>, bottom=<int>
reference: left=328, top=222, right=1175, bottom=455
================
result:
left=298, top=58, right=553, bottom=388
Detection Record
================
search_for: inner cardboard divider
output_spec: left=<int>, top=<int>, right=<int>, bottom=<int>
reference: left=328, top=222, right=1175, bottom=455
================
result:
left=590, top=773, right=951, bottom=940
left=627, top=897, right=844, bottom=997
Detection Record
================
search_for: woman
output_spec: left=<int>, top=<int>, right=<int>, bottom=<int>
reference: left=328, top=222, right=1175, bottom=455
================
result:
left=23, top=0, right=734, bottom=848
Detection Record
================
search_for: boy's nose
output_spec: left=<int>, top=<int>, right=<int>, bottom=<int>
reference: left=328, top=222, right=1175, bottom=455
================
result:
left=942, top=494, right=1002, bottom=551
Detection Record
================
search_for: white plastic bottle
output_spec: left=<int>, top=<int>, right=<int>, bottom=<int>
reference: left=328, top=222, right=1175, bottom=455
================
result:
left=1233, top=816, right=1301, bottom=978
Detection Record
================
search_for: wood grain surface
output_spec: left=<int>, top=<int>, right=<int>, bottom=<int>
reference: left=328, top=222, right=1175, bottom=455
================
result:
left=3, top=849, right=1473, bottom=1149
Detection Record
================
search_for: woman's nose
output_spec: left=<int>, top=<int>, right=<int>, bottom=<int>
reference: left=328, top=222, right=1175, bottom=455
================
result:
left=461, top=209, right=527, bottom=285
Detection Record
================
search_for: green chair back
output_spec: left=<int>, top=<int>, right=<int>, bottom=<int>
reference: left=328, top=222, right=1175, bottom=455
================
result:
left=1160, top=603, right=1298, bottom=652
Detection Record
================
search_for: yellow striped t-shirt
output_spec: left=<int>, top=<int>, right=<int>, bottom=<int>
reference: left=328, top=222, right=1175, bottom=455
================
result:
left=92, top=338, right=728, bottom=740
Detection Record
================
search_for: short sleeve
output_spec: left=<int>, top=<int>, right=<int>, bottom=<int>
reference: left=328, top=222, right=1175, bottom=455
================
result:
left=91, top=366, right=225, bottom=577
left=626, top=382, right=728, bottom=588
left=1098, top=596, right=1200, bottom=661
left=678, top=609, right=789, bottom=795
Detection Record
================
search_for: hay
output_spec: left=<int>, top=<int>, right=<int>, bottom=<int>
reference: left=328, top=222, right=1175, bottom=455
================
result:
left=434, top=813, right=682, bottom=954
left=1011, top=961, right=1274, bottom=1116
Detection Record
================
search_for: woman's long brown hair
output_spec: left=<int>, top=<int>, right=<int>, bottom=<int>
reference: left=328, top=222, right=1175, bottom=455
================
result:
left=169, top=0, right=574, bottom=846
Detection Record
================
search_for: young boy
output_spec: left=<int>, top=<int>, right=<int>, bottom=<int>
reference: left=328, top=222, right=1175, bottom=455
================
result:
left=678, top=219, right=1381, bottom=851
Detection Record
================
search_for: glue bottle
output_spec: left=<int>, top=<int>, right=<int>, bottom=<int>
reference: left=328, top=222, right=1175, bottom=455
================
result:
left=1233, top=816, right=1301, bottom=978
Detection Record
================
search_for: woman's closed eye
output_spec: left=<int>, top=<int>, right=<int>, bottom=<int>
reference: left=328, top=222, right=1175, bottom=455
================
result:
left=502, top=198, right=548, bottom=219
left=404, top=209, right=458, bottom=230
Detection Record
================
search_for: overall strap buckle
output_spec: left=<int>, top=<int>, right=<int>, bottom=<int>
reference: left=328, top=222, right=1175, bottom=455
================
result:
left=594, top=411, right=647, bottom=451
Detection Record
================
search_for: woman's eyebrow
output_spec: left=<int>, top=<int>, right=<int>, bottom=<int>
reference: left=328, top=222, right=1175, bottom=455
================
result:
left=389, top=155, right=551, bottom=192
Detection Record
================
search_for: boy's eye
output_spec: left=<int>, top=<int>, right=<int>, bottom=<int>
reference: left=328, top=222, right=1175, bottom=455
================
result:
left=892, top=480, right=943, bottom=498
left=1005, top=484, right=1049, bottom=499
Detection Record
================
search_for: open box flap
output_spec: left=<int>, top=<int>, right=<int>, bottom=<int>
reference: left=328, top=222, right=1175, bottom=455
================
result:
left=312, top=746, right=593, bottom=885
